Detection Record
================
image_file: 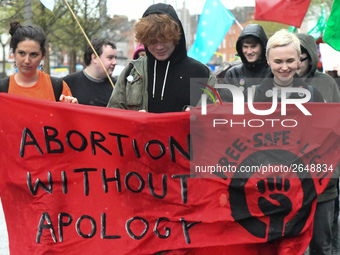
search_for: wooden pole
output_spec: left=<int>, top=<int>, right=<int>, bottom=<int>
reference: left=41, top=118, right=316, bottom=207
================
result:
left=62, top=0, right=115, bottom=88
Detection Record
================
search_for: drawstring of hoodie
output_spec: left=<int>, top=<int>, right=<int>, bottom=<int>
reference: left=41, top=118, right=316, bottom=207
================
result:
left=152, top=60, right=157, bottom=98
left=152, top=59, right=170, bottom=100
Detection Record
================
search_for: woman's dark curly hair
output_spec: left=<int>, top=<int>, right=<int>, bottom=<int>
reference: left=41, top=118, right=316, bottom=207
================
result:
left=9, top=21, right=46, bottom=56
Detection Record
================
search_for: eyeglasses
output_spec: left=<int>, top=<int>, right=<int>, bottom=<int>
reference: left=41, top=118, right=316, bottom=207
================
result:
left=300, top=57, right=309, bottom=62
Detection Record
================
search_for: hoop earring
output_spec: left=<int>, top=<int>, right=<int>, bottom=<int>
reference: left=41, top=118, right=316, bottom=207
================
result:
left=14, top=62, right=17, bottom=68
left=39, top=64, right=44, bottom=72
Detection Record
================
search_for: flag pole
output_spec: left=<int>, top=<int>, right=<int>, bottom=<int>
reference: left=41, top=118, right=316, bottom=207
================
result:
left=234, top=18, right=243, bottom=31
left=62, top=0, right=115, bottom=88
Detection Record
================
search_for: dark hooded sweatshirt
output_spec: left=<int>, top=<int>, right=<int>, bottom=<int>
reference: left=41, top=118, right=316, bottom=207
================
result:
left=107, top=4, right=217, bottom=112
left=296, top=33, right=340, bottom=103
left=223, top=24, right=271, bottom=90
left=297, top=33, right=339, bottom=203
left=143, top=3, right=213, bottom=113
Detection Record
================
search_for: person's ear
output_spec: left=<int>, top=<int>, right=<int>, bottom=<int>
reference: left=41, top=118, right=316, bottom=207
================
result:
left=91, top=53, right=97, bottom=63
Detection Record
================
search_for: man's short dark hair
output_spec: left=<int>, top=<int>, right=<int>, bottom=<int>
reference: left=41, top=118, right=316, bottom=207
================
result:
left=300, top=46, right=311, bottom=59
left=242, top=36, right=261, bottom=46
left=84, top=38, right=116, bottom=66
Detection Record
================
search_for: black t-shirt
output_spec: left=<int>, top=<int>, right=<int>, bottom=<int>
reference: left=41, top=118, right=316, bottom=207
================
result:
left=63, top=71, right=116, bottom=107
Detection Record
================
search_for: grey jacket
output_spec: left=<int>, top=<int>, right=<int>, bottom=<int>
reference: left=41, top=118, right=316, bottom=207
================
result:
left=297, top=33, right=340, bottom=103
left=297, top=33, right=340, bottom=203
left=107, top=57, right=148, bottom=111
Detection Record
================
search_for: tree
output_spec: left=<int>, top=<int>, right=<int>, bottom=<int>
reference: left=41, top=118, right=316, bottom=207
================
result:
left=0, top=1, right=21, bottom=78
left=249, top=21, right=289, bottom=38
left=49, top=0, right=113, bottom=73
left=0, top=0, right=70, bottom=74
left=307, top=0, right=334, bottom=19
left=0, top=0, right=114, bottom=74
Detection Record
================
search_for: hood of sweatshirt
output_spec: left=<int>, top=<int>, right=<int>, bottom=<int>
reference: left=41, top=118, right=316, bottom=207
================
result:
left=132, top=43, right=145, bottom=60
left=142, top=3, right=187, bottom=64
left=296, top=33, right=319, bottom=77
left=236, top=24, right=268, bottom=71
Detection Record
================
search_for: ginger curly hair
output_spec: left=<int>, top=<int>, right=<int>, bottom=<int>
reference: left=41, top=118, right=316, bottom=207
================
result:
left=135, top=14, right=181, bottom=46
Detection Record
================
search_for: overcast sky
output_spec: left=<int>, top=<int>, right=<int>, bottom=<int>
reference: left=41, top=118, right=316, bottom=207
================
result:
left=107, top=0, right=255, bottom=20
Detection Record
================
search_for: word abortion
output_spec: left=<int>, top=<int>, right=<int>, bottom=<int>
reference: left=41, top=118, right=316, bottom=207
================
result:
left=20, top=126, right=190, bottom=163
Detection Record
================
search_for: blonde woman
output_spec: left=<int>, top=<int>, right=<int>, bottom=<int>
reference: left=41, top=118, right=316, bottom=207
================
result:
left=249, top=29, right=324, bottom=102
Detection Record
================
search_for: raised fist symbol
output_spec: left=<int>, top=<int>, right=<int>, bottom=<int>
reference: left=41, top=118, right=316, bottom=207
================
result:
left=257, top=177, right=292, bottom=241
left=229, top=150, right=317, bottom=241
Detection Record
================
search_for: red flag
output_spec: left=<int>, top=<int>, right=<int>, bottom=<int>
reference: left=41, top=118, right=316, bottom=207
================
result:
left=0, top=94, right=339, bottom=254
left=255, top=0, right=311, bottom=27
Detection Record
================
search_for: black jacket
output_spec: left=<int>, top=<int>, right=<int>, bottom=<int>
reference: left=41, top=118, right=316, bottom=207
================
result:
left=245, top=73, right=324, bottom=102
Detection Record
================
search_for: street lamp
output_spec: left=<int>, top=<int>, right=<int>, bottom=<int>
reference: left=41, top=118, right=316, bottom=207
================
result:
left=0, top=33, right=10, bottom=78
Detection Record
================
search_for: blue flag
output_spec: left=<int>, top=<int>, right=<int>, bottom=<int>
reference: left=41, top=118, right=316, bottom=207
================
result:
left=188, top=0, right=235, bottom=64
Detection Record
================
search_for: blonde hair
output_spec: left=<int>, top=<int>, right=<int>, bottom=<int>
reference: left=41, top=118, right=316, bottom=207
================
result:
left=266, top=29, right=301, bottom=58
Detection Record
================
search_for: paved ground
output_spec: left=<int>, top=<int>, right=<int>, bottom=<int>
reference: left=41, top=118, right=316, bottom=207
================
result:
left=0, top=201, right=338, bottom=255
left=0, top=202, right=9, bottom=255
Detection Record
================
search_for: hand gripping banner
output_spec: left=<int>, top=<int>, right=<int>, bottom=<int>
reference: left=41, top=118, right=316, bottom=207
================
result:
left=0, top=94, right=339, bottom=254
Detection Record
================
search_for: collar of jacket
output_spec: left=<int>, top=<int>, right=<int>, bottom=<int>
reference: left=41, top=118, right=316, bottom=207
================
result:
left=255, top=73, right=310, bottom=101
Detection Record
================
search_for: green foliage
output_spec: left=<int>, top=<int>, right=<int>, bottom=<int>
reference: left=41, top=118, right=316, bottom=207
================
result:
left=0, top=1, right=24, bottom=33
left=0, top=0, right=116, bottom=72
left=248, top=21, right=290, bottom=38
left=307, top=0, right=334, bottom=19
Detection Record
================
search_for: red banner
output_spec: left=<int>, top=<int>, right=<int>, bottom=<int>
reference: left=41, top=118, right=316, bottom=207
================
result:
left=0, top=94, right=339, bottom=255
left=255, top=0, right=311, bottom=28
